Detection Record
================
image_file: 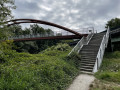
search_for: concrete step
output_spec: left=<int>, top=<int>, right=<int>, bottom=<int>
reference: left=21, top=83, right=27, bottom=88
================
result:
left=81, top=59, right=96, bottom=62
left=81, top=54, right=97, bottom=56
left=81, top=57, right=96, bottom=60
left=81, top=63, right=94, bottom=66
left=80, top=68, right=93, bottom=72
left=89, top=42, right=101, bottom=44
left=81, top=56, right=96, bottom=58
left=89, top=40, right=102, bottom=43
left=90, top=37, right=103, bottom=40
left=81, top=60, right=96, bottom=63
left=81, top=65, right=93, bottom=69
left=90, top=40, right=102, bottom=43
left=80, top=71, right=94, bottom=74
left=92, top=33, right=105, bottom=37
left=91, top=36, right=104, bottom=39
left=81, top=51, right=98, bottom=53
left=81, top=55, right=96, bottom=58
left=81, top=51, right=97, bottom=53
left=90, top=39, right=102, bottom=42
left=81, top=61, right=95, bottom=64
left=83, top=44, right=100, bottom=46
left=80, top=50, right=98, bottom=52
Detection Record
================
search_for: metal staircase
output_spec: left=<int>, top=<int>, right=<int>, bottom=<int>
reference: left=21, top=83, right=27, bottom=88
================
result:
left=69, top=28, right=109, bottom=73
left=80, top=33, right=105, bottom=72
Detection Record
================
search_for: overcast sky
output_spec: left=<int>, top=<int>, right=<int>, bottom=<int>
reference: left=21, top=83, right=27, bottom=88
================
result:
left=12, top=0, right=120, bottom=32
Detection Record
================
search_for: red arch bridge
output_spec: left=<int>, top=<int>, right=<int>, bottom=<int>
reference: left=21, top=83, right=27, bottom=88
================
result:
left=5, top=19, right=94, bottom=42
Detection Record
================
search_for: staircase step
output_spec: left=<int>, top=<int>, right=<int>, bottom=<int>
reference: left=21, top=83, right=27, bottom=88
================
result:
left=81, top=63, right=94, bottom=66
left=80, top=48, right=98, bottom=52
left=81, top=54, right=97, bottom=56
left=81, top=56, right=96, bottom=58
left=81, top=55, right=96, bottom=59
left=80, top=68, right=93, bottom=72
left=81, top=60, right=96, bottom=63
left=81, top=48, right=99, bottom=51
left=81, top=57, right=96, bottom=60
left=81, top=51, right=98, bottom=54
left=82, top=45, right=100, bottom=48
left=89, top=40, right=102, bottom=43
left=81, top=61, right=95, bottom=64
left=80, top=71, right=94, bottom=74
left=81, top=65, right=93, bottom=69
left=81, top=59, right=96, bottom=62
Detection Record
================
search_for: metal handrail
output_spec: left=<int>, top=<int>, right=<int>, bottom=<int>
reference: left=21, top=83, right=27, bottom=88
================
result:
left=68, top=36, right=85, bottom=55
left=93, top=27, right=109, bottom=72
left=68, top=33, right=94, bottom=55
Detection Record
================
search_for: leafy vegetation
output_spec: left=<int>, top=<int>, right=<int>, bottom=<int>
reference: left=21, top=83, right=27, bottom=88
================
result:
left=105, top=18, right=120, bottom=51
left=95, top=51, right=120, bottom=83
left=0, top=0, right=15, bottom=40
left=90, top=51, right=120, bottom=90
left=0, top=42, right=80, bottom=90
left=105, top=18, right=120, bottom=30
left=90, top=79, right=120, bottom=90
left=9, top=24, right=61, bottom=53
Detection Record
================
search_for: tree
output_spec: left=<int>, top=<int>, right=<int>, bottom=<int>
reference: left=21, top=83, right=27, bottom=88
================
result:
left=105, top=18, right=120, bottom=30
left=0, top=0, right=15, bottom=22
left=30, top=24, right=46, bottom=35
left=9, top=25, right=23, bottom=36
left=0, top=0, right=16, bottom=40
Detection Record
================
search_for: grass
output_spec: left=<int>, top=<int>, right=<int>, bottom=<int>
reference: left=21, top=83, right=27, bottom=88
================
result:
left=0, top=43, right=80, bottom=90
left=90, top=51, right=120, bottom=90
left=90, top=79, right=120, bottom=90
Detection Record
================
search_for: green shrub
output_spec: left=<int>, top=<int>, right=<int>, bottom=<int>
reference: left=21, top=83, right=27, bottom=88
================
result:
left=45, top=43, right=71, bottom=52
left=0, top=43, right=79, bottom=90
left=95, top=51, right=120, bottom=83
left=66, top=52, right=81, bottom=69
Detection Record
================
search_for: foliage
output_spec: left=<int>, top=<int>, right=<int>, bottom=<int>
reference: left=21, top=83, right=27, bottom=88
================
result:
left=0, top=0, right=15, bottom=22
left=44, top=43, right=71, bottom=52
left=0, top=0, right=15, bottom=40
left=90, top=79, right=120, bottom=90
left=66, top=52, right=81, bottom=69
left=9, top=24, right=60, bottom=53
left=10, top=24, right=54, bottom=36
left=95, top=51, right=120, bottom=83
left=90, top=51, right=120, bottom=90
left=0, top=43, right=80, bottom=90
left=105, top=18, right=120, bottom=30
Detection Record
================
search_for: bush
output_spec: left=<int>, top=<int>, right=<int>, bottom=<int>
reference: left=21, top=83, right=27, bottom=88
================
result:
left=45, top=43, right=71, bottom=52
left=0, top=43, right=79, bottom=90
left=66, top=52, right=81, bottom=69
left=95, top=51, right=120, bottom=83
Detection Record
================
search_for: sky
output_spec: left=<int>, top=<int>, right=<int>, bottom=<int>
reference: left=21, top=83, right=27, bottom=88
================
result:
left=12, top=0, right=120, bottom=32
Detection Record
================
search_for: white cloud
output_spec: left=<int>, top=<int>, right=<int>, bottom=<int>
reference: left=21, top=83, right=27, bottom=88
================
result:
left=12, top=0, right=120, bottom=32
left=39, top=5, right=52, bottom=11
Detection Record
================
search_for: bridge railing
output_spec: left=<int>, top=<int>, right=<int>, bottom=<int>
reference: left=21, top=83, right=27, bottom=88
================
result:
left=8, top=32, right=74, bottom=40
left=8, top=27, right=94, bottom=40
left=93, top=27, right=109, bottom=73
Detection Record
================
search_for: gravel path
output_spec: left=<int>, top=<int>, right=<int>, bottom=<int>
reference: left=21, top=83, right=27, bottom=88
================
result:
left=67, top=74, right=95, bottom=90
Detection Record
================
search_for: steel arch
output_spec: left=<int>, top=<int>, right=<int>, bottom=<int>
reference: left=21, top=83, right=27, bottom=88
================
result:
left=7, top=19, right=82, bottom=36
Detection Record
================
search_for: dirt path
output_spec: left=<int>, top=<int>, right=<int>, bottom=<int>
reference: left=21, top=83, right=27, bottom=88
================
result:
left=67, top=74, right=95, bottom=90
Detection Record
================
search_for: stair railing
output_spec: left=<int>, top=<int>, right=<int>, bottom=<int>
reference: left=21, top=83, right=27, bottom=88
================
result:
left=93, top=28, right=109, bottom=72
left=68, top=33, right=94, bottom=55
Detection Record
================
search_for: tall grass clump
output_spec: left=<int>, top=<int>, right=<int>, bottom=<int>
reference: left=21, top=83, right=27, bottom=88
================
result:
left=95, top=51, right=120, bottom=83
